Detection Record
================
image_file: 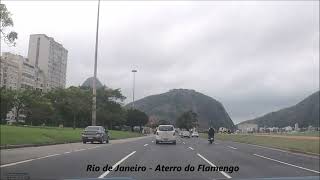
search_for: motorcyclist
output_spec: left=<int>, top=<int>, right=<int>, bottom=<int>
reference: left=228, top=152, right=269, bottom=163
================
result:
left=208, top=127, right=215, bottom=141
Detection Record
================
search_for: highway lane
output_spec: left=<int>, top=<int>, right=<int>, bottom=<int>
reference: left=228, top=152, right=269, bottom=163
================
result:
left=0, top=136, right=148, bottom=165
left=107, top=137, right=227, bottom=180
left=182, top=137, right=320, bottom=178
left=1, top=135, right=319, bottom=180
left=0, top=136, right=153, bottom=180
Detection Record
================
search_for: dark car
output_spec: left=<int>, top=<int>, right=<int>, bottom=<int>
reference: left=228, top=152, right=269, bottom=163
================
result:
left=82, top=126, right=109, bottom=144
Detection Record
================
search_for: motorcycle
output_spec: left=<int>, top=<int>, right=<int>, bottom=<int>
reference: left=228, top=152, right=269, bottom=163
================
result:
left=208, top=137, right=214, bottom=144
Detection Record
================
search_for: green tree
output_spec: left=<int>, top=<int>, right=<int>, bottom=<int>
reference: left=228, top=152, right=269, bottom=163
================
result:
left=126, top=109, right=149, bottom=132
left=65, top=87, right=91, bottom=129
left=96, top=87, right=126, bottom=129
left=176, top=110, right=198, bottom=130
left=25, top=94, right=54, bottom=126
left=0, top=88, right=14, bottom=123
left=11, top=90, right=37, bottom=123
left=46, top=87, right=91, bottom=128
left=0, top=4, right=18, bottom=46
left=45, top=88, right=69, bottom=126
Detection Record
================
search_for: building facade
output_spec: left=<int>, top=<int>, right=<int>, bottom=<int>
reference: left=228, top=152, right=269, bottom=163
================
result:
left=19, top=58, right=36, bottom=90
left=237, top=123, right=258, bottom=133
left=28, top=34, right=68, bottom=90
left=0, top=53, right=21, bottom=90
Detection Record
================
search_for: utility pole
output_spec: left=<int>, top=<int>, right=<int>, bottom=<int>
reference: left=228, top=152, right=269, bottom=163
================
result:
left=92, top=0, right=100, bottom=126
left=132, top=69, right=137, bottom=109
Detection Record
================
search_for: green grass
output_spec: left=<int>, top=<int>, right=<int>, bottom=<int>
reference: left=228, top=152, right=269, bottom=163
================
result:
left=200, top=133, right=319, bottom=155
left=0, top=125, right=142, bottom=146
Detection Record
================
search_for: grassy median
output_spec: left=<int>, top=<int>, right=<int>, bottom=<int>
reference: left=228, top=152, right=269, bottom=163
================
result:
left=0, top=125, right=142, bottom=146
left=200, top=133, right=320, bottom=155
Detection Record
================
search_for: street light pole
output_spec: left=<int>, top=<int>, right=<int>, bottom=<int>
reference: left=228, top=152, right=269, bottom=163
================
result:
left=132, top=69, right=137, bottom=109
left=92, top=0, right=100, bottom=126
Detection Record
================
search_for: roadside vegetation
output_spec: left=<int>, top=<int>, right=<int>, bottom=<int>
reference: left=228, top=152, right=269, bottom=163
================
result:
left=0, top=125, right=142, bottom=146
left=1, top=86, right=148, bottom=131
left=200, top=133, right=319, bottom=155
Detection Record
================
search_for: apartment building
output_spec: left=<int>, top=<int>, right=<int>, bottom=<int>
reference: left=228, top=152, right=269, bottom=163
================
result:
left=0, top=53, right=20, bottom=90
left=237, top=123, right=258, bottom=133
left=0, top=52, right=46, bottom=91
left=19, top=58, right=36, bottom=90
left=28, top=34, right=68, bottom=90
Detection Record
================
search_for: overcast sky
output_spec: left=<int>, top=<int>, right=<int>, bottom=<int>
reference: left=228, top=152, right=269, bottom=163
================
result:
left=1, top=1, right=319, bottom=124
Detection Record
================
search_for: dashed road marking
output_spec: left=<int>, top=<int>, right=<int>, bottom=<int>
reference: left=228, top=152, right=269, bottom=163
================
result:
left=98, top=151, right=136, bottom=178
left=188, top=147, right=194, bottom=150
left=253, top=154, right=320, bottom=174
left=197, top=153, right=232, bottom=179
left=74, top=148, right=86, bottom=152
left=87, top=146, right=100, bottom=150
left=0, top=154, right=60, bottom=168
left=183, top=142, right=185, bottom=144
left=144, top=144, right=148, bottom=147
left=64, top=152, right=71, bottom=154
left=227, top=146, right=237, bottom=150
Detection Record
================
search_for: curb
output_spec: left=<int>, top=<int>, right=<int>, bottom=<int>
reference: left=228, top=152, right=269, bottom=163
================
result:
left=0, top=141, right=81, bottom=150
left=224, top=140, right=320, bottom=158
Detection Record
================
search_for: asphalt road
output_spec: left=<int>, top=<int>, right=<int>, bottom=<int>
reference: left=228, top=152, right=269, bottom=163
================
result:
left=1, top=135, right=319, bottom=180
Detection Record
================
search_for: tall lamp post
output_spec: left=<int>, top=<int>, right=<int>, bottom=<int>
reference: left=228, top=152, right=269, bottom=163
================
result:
left=92, top=0, right=101, bottom=126
left=132, top=69, right=137, bottom=109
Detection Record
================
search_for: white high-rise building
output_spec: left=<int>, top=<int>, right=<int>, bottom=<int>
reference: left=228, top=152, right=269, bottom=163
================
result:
left=27, top=34, right=68, bottom=90
left=0, top=52, right=47, bottom=92
left=0, top=53, right=20, bottom=90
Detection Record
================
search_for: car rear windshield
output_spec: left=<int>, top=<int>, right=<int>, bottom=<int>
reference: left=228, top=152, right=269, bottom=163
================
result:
left=159, top=126, right=174, bottom=131
left=85, top=127, right=100, bottom=131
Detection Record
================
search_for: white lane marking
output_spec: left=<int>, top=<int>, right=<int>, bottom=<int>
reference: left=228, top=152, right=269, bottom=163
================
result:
left=36, top=154, right=60, bottom=159
left=253, top=154, right=320, bottom=174
left=87, top=146, right=100, bottom=150
left=231, top=141, right=319, bottom=159
left=214, top=142, right=219, bottom=144
left=74, top=148, right=86, bottom=152
left=151, top=141, right=154, bottom=143
left=144, top=144, right=148, bottom=147
left=98, top=151, right=136, bottom=178
left=197, top=153, right=232, bottom=179
left=188, top=147, right=194, bottom=150
left=227, top=146, right=237, bottom=150
left=0, top=154, right=60, bottom=168
left=64, top=152, right=71, bottom=154
left=250, top=144, right=287, bottom=152
left=183, top=142, right=185, bottom=144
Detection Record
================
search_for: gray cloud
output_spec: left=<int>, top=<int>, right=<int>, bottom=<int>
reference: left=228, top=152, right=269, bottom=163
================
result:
left=2, top=1, right=319, bottom=124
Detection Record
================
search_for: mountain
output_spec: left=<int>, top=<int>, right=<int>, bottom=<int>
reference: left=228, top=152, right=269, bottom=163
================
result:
left=81, top=77, right=103, bottom=89
left=239, top=91, right=319, bottom=128
left=126, top=89, right=235, bottom=129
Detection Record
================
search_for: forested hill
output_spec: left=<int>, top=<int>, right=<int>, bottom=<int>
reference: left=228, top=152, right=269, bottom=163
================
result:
left=240, top=91, right=319, bottom=128
left=126, top=89, right=235, bottom=129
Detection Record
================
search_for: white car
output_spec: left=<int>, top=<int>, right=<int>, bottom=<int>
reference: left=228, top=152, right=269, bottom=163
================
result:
left=191, top=131, right=199, bottom=137
left=182, top=131, right=191, bottom=138
left=156, top=125, right=176, bottom=144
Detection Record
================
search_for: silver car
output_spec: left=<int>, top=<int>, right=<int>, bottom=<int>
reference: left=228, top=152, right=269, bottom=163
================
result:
left=156, top=125, right=177, bottom=144
left=82, top=126, right=109, bottom=144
